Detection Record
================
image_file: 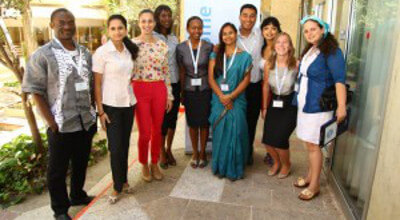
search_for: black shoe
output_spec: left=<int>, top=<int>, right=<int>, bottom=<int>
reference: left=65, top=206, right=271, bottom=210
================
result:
left=54, top=213, right=72, bottom=220
left=70, top=195, right=94, bottom=206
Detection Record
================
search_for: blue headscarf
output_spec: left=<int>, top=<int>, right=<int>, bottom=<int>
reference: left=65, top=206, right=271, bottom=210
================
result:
left=300, top=15, right=330, bottom=39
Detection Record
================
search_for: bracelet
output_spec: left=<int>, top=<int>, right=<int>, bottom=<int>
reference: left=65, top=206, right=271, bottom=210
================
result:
left=98, top=112, right=105, bottom=117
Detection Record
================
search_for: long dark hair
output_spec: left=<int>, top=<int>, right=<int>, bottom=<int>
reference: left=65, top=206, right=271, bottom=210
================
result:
left=260, top=16, right=282, bottom=56
left=154, top=5, right=172, bottom=35
left=107, top=14, right=139, bottom=60
left=214, top=23, right=238, bottom=78
left=300, top=20, right=339, bottom=59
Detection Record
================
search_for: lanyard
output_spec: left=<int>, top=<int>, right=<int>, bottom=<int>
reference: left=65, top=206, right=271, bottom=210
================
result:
left=54, top=37, right=83, bottom=76
left=223, top=46, right=238, bottom=80
left=239, top=38, right=255, bottom=54
left=275, top=61, right=288, bottom=96
left=188, top=40, right=202, bottom=75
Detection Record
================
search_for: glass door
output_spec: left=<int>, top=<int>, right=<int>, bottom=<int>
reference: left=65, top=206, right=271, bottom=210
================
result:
left=331, top=0, right=400, bottom=219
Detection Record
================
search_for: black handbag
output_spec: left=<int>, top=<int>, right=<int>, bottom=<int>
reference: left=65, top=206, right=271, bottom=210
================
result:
left=319, top=83, right=353, bottom=111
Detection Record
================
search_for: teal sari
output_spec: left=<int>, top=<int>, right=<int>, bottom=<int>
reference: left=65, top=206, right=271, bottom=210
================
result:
left=209, top=51, right=253, bottom=180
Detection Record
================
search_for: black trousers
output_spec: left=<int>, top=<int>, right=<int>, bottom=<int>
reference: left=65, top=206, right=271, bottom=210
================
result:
left=103, top=104, right=134, bottom=192
left=162, top=82, right=181, bottom=135
left=47, top=123, right=96, bottom=216
left=245, top=81, right=262, bottom=162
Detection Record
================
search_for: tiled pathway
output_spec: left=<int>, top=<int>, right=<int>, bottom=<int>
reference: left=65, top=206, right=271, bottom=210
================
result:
left=13, top=114, right=345, bottom=220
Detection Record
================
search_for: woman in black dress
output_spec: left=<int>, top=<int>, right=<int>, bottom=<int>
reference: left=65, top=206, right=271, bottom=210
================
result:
left=261, top=32, right=297, bottom=178
left=177, top=16, right=214, bottom=168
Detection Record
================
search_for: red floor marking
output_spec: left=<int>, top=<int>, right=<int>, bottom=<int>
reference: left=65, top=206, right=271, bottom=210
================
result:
left=73, top=158, right=137, bottom=220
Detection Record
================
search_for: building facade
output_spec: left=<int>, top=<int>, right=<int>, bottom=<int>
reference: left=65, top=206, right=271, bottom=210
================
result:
left=2, top=0, right=107, bottom=53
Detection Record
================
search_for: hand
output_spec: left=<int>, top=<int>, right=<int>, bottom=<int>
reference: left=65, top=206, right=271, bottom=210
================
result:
left=336, top=105, right=347, bottom=123
left=226, top=102, right=233, bottom=110
left=261, top=108, right=267, bottom=119
left=99, top=113, right=111, bottom=131
left=166, top=99, right=173, bottom=113
left=219, top=94, right=232, bottom=106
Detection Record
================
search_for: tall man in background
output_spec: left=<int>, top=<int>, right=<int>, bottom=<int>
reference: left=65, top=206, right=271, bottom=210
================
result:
left=237, top=4, right=264, bottom=165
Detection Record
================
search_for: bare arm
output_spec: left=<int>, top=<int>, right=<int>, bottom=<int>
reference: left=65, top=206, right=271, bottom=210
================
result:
left=94, top=72, right=110, bottom=130
left=32, top=94, right=58, bottom=133
left=335, top=83, right=347, bottom=122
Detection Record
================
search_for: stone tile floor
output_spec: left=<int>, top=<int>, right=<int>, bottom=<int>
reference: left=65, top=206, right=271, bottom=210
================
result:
left=4, top=114, right=346, bottom=220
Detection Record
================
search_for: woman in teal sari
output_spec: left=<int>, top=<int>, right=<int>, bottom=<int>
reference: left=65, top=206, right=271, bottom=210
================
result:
left=208, top=23, right=253, bottom=180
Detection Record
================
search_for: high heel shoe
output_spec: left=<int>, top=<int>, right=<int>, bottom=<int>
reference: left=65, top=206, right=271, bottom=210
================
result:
left=150, top=164, right=164, bottom=181
left=142, top=165, right=152, bottom=182
left=277, top=169, right=291, bottom=179
left=267, top=165, right=280, bottom=176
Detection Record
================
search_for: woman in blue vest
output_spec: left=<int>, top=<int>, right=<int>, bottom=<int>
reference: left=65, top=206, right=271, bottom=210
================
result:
left=293, top=16, right=347, bottom=200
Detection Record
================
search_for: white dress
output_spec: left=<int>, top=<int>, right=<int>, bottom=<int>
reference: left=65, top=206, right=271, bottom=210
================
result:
left=296, top=49, right=333, bottom=145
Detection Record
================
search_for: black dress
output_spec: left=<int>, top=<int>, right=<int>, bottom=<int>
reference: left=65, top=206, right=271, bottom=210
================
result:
left=262, top=92, right=297, bottom=149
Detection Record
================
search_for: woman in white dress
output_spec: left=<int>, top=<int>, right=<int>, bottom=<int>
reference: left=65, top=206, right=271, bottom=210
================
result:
left=293, top=16, right=347, bottom=200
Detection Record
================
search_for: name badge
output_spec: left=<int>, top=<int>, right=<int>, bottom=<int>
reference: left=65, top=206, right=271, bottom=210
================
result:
left=294, top=82, right=299, bottom=93
left=272, top=100, right=284, bottom=108
left=75, top=82, right=88, bottom=91
left=221, top=83, right=229, bottom=92
left=191, top=78, right=202, bottom=86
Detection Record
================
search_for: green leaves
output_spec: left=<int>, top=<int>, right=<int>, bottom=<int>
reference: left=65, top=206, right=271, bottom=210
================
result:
left=0, top=132, right=107, bottom=207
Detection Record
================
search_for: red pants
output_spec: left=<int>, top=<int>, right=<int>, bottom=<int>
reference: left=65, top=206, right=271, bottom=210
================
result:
left=133, top=81, right=167, bottom=165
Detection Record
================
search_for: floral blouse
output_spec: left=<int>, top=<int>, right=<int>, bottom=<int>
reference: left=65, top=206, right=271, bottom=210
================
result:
left=132, top=38, right=173, bottom=100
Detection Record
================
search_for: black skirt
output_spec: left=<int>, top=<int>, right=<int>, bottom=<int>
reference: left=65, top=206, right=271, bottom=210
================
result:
left=184, top=90, right=211, bottom=128
left=262, top=93, right=297, bottom=149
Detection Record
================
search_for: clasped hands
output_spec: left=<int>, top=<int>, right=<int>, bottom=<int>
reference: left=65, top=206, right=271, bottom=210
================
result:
left=219, top=94, right=234, bottom=110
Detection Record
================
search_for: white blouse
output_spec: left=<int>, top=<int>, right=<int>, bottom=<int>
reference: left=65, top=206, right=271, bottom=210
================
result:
left=92, top=40, right=136, bottom=107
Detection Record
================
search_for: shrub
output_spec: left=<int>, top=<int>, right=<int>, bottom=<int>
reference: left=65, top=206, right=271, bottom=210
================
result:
left=0, top=132, right=107, bottom=208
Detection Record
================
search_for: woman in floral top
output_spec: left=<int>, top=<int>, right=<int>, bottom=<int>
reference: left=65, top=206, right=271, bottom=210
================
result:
left=132, top=9, right=173, bottom=182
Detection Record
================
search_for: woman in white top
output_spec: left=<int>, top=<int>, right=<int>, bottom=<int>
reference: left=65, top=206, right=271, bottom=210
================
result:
left=93, top=14, right=138, bottom=204
left=259, top=16, right=282, bottom=165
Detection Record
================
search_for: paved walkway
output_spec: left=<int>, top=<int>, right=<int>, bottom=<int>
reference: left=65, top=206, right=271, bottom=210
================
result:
left=8, top=113, right=345, bottom=220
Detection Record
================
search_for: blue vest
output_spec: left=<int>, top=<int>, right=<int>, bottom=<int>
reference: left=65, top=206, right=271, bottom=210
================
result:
left=292, top=48, right=346, bottom=113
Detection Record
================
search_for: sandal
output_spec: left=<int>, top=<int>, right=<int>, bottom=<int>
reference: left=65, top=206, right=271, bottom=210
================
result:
left=108, top=192, right=120, bottom=204
left=298, top=188, right=320, bottom=201
left=190, top=158, right=198, bottom=169
left=198, top=159, right=208, bottom=168
left=293, top=177, right=310, bottom=188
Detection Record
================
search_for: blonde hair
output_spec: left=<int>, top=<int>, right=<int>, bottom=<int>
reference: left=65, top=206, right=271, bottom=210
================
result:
left=268, top=32, right=297, bottom=70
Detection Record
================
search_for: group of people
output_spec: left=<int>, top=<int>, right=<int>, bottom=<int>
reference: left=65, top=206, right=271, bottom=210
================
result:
left=21, top=3, right=347, bottom=220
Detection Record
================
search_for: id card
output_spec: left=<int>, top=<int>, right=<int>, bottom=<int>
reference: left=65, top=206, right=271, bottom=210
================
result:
left=221, top=83, right=229, bottom=92
left=191, top=78, right=202, bottom=86
left=272, top=100, right=284, bottom=108
left=75, top=82, right=88, bottom=91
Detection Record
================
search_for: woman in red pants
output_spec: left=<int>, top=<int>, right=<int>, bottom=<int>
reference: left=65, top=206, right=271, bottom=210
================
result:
left=132, top=9, right=173, bottom=182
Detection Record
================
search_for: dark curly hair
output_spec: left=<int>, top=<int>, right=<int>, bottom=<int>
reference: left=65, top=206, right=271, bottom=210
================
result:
left=300, top=20, right=339, bottom=59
